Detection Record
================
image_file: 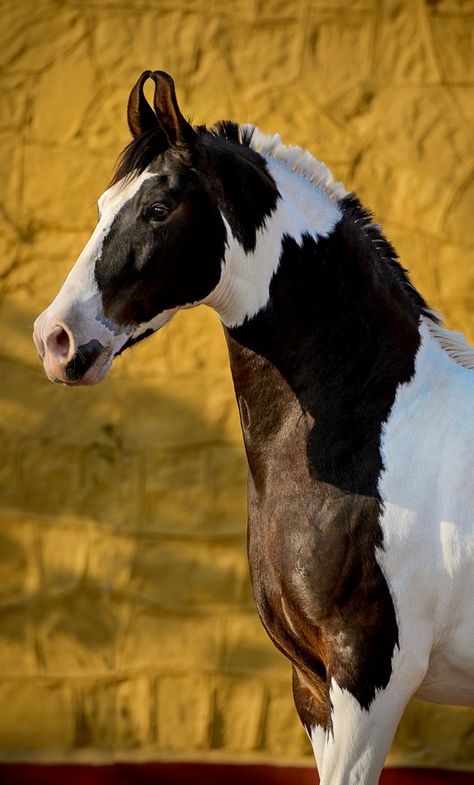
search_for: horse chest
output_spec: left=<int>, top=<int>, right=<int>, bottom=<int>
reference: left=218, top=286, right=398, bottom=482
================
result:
left=246, top=463, right=399, bottom=700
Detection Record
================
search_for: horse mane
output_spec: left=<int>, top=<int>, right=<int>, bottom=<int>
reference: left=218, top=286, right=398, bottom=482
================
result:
left=111, top=120, right=473, bottom=372
left=233, top=125, right=474, bottom=371
left=205, top=121, right=347, bottom=202
left=242, top=124, right=348, bottom=202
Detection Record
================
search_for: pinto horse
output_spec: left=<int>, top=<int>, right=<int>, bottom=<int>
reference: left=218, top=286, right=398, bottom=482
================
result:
left=33, top=71, right=474, bottom=784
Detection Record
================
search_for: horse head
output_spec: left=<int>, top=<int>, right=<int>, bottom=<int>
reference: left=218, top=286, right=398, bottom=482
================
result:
left=33, top=71, right=276, bottom=385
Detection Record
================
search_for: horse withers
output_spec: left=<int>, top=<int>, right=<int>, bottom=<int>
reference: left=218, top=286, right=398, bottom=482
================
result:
left=33, top=71, right=474, bottom=784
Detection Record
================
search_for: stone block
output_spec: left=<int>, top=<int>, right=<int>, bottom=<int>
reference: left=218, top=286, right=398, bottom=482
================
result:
left=262, top=682, right=311, bottom=757
left=130, top=539, right=249, bottom=609
left=0, top=515, right=37, bottom=601
left=114, top=312, right=234, bottom=406
left=157, top=307, right=229, bottom=377
left=75, top=680, right=117, bottom=749
left=0, top=680, right=74, bottom=750
left=0, top=133, right=23, bottom=217
left=373, top=0, right=439, bottom=83
left=0, top=361, right=65, bottom=439
left=92, top=9, right=201, bottom=84
left=380, top=86, right=471, bottom=171
left=428, top=1, right=474, bottom=10
left=443, top=175, right=474, bottom=246
left=0, top=608, right=38, bottom=675
left=433, top=244, right=474, bottom=304
left=201, top=380, right=243, bottom=445
left=16, top=228, right=92, bottom=306
left=0, top=74, right=28, bottom=132
left=350, top=143, right=451, bottom=236
left=186, top=48, right=240, bottom=125
left=39, top=593, right=128, bottom=675
left=120, top=611, right=223, bottom=672
left=390, top=699, right=474, bottom=768
left=0, top=357, right=134, bottom=451
left=250, top=85, right=354, bottom=164
left=116, top=676, right=152, bottom=749
left=86, top=532, right=136, bottom=594
left=331, top=86, right=471, bottom=173
left=209, top=445, right=247, bottom=534
left=0, top=230, right=21, bottom=285
left=156, top=674, right=212, bottom=750
left=209, top=17, right=301, bottom=94
left=211, top=676, right=265, bottom=751
left=255, top=0, right=311, bottom=15
left=224, top=613, right=289, bottom=676
left=80, top=446, right=140, bottom=529
left=117, top=376, right=226, bottom=450
left=0, top=295, right=46, bottom=370
left=79, top=84, right=129, bottom=155
left=431, top=12, right=474, bottom=82
left=141, top=447, right=209, bottom=534
left=0, top=433, right=20, bottom=511
left=302, top=11, right=374, bottom=103
left=23, top=142, right=111, bottom=231
left=0, top=2, right=84, bottom=73
left=20, top=440, right=81, bottom=517
left=38, top=523, right=89, bottom=594
left=451, top=86, right=474, bottom=127
left=31, top=40, right=98, bottom=144
left=75, top=677, right=152, bottom=750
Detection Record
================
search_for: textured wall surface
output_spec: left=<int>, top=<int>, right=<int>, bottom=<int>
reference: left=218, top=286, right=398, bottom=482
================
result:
left=0, top=0, right=473, bottom=770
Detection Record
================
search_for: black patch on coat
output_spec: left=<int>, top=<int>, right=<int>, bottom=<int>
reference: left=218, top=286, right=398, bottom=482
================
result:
left=199, top=130, right=279, bottom=253
left=114, top=328, right=155, bottom=357
left=97, top=125, right=278, bottom=327
left=96, top=151, right=228, bottom=327
left=226, top=196, right=430, bottom=719
left=65, top=339, right=103, bottom=381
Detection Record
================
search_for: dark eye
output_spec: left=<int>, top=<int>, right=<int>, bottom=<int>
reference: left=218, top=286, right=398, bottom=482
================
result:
left=147, top=203, right=169, bottom=222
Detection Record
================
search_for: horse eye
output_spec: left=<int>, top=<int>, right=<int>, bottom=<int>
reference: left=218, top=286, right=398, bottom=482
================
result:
left=148, top=203, right=169, bottom=221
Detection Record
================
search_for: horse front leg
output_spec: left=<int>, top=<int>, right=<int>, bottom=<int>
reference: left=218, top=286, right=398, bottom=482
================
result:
left=292, top=665, right=329, bottom=776
left=318, top=655, right=428, bottom=785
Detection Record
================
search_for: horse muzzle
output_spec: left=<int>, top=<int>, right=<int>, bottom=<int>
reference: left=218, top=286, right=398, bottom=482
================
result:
left=33, top=317, right=113, bottom=386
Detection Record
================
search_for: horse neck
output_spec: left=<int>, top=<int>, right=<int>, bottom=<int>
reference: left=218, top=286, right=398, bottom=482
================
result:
left=221, top=182, right=427, bottom=493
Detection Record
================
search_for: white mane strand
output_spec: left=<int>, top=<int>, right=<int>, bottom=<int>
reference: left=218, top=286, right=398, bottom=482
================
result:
left=426, top=318, right=474, bottom=371
left=241, top=124, right=348, bottom=202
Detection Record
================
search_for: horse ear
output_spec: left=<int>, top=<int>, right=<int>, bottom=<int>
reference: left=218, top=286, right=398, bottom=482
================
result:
left=149, top=71, right=196, bottom=146
left=127, top=70, right=158, bottom=138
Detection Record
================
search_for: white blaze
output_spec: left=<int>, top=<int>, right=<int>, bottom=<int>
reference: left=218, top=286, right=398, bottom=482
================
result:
left=34, top=169, right=161, bottom=362
left=204, top=154, right=343, bottom=328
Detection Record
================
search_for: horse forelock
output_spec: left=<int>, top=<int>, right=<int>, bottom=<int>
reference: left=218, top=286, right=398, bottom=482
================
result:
left=111, top=126, right=170, bottom=185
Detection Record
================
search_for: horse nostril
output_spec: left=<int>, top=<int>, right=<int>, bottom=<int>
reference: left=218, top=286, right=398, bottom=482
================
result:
left=65, top=339, right=104, bottom=382
left=46, top=325, right=73, bottom=361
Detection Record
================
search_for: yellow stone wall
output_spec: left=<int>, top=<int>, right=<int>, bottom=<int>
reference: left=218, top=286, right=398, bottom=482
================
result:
left=0, top=0, right=473, bottom=770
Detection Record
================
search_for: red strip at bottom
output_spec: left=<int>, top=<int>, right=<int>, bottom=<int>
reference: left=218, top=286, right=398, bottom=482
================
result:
left=0, top=763, right=472, bottom=785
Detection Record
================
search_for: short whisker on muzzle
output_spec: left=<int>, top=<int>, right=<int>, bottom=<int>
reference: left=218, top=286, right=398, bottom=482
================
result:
left=65, top=339, right=104, bottom=382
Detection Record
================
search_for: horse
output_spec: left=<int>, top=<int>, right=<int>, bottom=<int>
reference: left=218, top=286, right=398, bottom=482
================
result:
left=33, top=71, right=474, bottom=784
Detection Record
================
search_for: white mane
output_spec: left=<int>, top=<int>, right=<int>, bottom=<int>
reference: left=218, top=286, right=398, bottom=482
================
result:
left=241, top=124, right=348, bottom=202
left=238, top=126, right=473, bottom=372
left=426, top=317, right=474, bottom=371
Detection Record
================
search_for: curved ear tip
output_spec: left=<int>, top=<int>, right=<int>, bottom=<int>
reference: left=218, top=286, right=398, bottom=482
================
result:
left=151, top=70, right=175, bottom=84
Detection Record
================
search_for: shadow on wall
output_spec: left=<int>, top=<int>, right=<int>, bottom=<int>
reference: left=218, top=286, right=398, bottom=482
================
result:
left=0, top=298, right=303, bottom=756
